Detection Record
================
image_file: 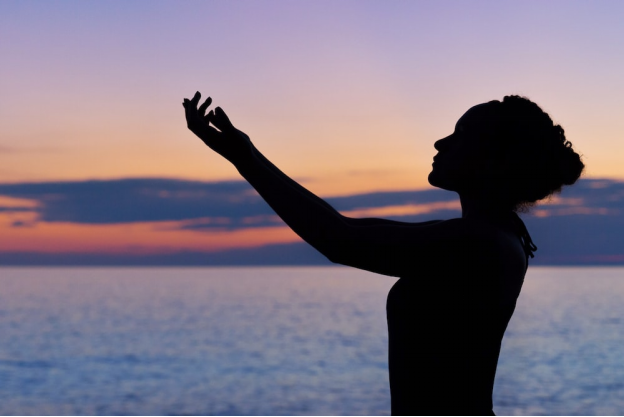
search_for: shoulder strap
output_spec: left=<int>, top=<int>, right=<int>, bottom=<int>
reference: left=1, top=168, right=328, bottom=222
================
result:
left=509, top=212, right=537, bottom=267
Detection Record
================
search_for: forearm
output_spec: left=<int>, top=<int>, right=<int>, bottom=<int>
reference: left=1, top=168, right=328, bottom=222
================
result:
left=247, top=145, right=342, bottom=213
left=233, top=144, right=348, bottom=256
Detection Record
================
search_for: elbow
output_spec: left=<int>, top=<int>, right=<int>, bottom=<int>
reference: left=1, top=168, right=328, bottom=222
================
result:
left=324, top=251, right=344, bottom=266
left=310, top=241, right=342, bottom=265
left=303, top=216, right=354, bottom=265
left=306, top=237, right=347, bottom=266
left=314, top=238, right=354, bottom=267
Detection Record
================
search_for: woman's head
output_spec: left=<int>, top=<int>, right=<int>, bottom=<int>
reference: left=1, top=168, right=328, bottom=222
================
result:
left=428, top=95, right=585, bottom=212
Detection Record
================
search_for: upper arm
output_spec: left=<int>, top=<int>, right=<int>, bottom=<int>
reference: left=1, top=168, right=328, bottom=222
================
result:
left=319, top=216, right=468, bottom=277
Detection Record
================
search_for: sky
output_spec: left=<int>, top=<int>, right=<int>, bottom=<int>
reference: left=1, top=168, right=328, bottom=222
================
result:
left=1, top=0, right=623, bottom=264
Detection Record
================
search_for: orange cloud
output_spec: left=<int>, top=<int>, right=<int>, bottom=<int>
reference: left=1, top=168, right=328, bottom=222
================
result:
left=341, top=201, right=461, bottom=217
left=0, top=195, right=39, bottom=208
left=0, top=215, right=298, bottom=254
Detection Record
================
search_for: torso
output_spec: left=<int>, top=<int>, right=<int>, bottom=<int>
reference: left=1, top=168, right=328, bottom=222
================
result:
left=386, top=216, right=527, bottom=416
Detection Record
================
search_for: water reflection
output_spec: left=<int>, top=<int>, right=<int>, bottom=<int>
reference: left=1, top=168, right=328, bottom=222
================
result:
left=1, top=267, right=624, bottom=415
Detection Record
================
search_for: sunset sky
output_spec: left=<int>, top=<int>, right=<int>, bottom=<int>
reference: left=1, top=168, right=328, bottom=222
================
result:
left=1, top=1, right=623, bottom=263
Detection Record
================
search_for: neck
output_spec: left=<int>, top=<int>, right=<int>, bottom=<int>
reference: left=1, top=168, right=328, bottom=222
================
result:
left=459, top=193, right=511, bottom=220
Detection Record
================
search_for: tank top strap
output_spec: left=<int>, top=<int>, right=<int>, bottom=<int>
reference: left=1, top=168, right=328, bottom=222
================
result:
left=509, top=212, right=537, bottom=266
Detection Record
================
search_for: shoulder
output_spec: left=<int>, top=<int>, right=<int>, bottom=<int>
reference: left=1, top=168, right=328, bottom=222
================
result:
left=463, top=216, right=528, bottom=297
left=397, top=216, right=524, bottom=257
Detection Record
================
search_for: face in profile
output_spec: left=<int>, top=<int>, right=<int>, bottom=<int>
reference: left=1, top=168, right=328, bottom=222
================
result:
left=428, top=103, right=498, bottom=193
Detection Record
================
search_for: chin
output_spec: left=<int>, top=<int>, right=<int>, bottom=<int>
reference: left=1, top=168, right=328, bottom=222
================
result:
left=428, top=170, right=458, bottom=192
left=427, top=171, right=438, bottom=186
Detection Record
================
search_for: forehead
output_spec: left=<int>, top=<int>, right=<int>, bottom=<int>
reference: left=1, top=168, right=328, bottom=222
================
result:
left=456, top=103, right=498, bottom=129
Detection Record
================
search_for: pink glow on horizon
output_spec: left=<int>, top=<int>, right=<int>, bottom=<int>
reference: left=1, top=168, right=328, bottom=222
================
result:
left=0, top=215, right=299, bottom=254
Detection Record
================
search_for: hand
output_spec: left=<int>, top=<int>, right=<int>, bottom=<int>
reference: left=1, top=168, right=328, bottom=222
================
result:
left=183, top=91, right=252, bottom=163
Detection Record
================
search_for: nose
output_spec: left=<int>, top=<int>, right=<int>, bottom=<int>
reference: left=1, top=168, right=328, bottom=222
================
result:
left=434, top=135, right=451, bottom=151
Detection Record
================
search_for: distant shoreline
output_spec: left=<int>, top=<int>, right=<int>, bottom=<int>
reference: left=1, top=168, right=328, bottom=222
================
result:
left=5, top=265, right=624, bottom=267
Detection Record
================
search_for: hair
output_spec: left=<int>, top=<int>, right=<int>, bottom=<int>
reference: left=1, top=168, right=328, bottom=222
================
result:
left=479, top=95, right=585, bottom=212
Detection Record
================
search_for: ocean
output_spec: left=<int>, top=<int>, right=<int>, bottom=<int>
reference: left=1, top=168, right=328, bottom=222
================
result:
left=0, top=266, right=623, bottom=415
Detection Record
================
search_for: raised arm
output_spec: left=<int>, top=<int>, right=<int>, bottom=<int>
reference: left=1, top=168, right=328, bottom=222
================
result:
left=183, top=92, right=466, bottom=277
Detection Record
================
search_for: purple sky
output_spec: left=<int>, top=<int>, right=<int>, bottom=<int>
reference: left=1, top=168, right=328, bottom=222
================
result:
left=0, top=1, right=623, bottom=262
left=1, top=0, right=622, bottom=193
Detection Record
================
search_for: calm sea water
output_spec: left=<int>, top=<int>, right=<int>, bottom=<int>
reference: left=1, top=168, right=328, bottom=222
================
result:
left=0, top=267, right=623, bottom=415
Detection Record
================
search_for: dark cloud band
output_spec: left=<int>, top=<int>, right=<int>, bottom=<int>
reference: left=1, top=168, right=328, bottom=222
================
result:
left=0, top=177, right=623, bottom=264
left=0, top=177, right=621, bottom=231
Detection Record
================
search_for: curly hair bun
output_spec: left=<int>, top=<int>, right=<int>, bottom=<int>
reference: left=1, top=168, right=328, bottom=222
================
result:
left=553, top=126, right=585, bottom=186
left=492, top=96, right=585, bottom=211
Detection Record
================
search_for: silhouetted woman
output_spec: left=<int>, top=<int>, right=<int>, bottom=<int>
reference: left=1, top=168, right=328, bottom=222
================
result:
left=183, top=92, right=584, bottom=415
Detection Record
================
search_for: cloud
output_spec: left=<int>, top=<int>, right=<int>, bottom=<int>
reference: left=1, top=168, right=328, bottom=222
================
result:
left=10, top=219, right=36, bottom=228
left=524, top=212, right=624, bottom=265
left=0, top=177, right=624, bottom=265
left=0, top=242, right=331, bottom=266
left=0, top=178, right=273, bottom=228
left=174, top=214, right=284, bottom=231
left=0, top=178, right=621, bottom=232
left=0, top=207, right=35, bottom=213
left=0, top=178, right=459, bottom=230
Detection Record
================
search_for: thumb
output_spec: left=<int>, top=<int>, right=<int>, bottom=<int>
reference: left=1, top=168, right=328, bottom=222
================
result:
left=212, top=107, right=235, bottom=132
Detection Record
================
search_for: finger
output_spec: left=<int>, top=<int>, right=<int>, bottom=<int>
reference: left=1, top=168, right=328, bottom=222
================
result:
left=198, top=96, right=212, bottom=117
left=212, top=106, right=234, bottom=131
left=184, top=100, right=199, bottom=125
left=204, top=109, right=215, bottom=124
left=191, top=91, right=201, bottom=106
